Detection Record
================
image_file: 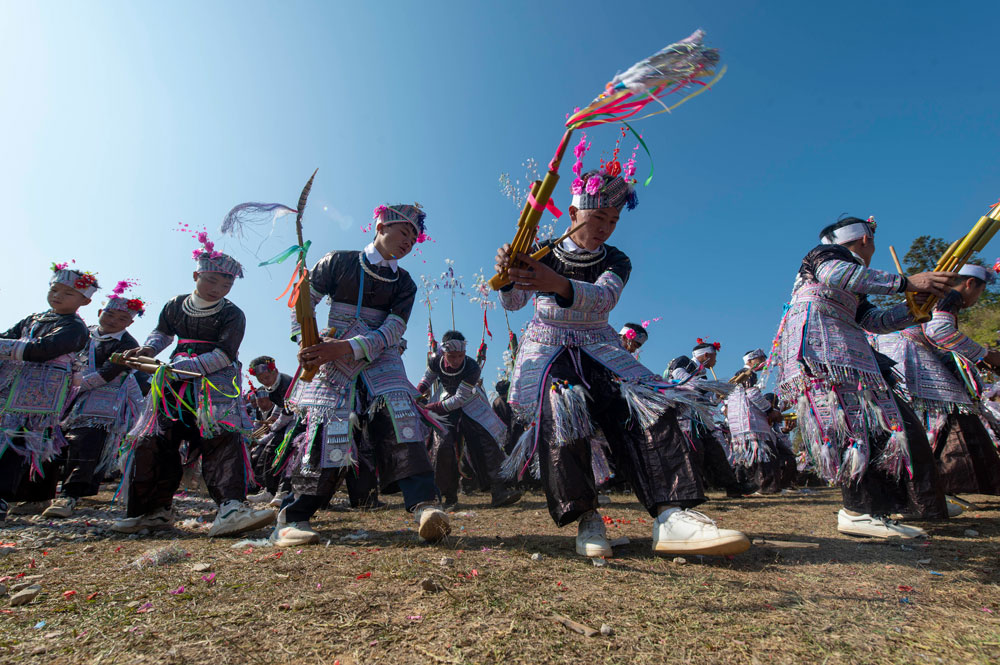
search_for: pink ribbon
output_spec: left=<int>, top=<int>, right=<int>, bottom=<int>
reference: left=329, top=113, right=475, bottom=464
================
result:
left=526, top=191, right=563, bottom=218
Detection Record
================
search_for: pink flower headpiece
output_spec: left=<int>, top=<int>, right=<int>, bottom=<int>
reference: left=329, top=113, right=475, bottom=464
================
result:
left=106, top=279, right=145, bottom=316
left=371, top=204, right=429, bottom=243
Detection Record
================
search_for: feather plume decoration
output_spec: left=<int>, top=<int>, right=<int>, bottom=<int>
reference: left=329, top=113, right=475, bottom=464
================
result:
left=220, top=202, right=298, bottom=240
left=566, top=29, right=724, bottom=131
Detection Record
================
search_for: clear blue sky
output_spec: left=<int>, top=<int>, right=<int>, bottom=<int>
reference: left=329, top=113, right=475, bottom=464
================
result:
left=2, top=1, right=999, bottom=387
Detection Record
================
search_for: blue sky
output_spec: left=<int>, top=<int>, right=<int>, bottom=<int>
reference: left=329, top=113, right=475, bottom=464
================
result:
left=2, top=1, right=999, bottom=387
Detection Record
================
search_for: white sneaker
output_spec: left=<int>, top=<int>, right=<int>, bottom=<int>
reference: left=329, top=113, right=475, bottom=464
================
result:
left=207, top=500, right=276, bottom=537
left=9, top=501, right=48, bottom=515
left=576, top=510, right=613, bottom=557
left=269, top=490, right=289, bottom=509
left=414, top=503, right=451, bottom=543
left=246, top=489, right=274, bottom=504
left=652, top=508, right=751, bottom=556
left=945, top=500, right=963, bottom=518
left=837, top=509, right=926, bottom=539
left=42, top=497, right=77, bottom=518
left=111, top=507, right=175, bottom=534
left=946, top=494, right=975, bottom=510
left=269, top=518, right=321, bottom=547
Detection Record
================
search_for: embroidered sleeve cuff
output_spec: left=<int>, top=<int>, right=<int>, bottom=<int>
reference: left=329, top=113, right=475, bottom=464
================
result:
left=78, top=371, right=108, bottom=390
left=499, top=287, right=530, bottom=312
left=0, top=339, right=25, bottom=361
left=195, top=349, right=232, bottom=375
left=145, top=330, right=174, bottom=355
left=348, top=339, right=365, bottom=361
left=554, top=283, right=575, bottom=308
left=170, top=356, right=201, bottom=374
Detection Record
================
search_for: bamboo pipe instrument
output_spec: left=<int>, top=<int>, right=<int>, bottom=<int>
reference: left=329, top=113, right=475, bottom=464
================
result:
left=110, top=353, right=202, bottom=379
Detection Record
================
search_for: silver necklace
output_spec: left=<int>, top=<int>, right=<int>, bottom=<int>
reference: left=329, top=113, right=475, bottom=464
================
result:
left=181, top=295, right=225, bottom=318
left=359, top=253, right=398, bottom=283
left=552, top=244, right=606, bottom=268
left=440, top=358, right=464, bottom=376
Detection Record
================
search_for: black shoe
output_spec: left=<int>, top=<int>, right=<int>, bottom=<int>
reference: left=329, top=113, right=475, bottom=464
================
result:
left=355, top=499, right=388, bottom=512
left=490, top=487, right=523, bottom=508
left=442, top=496, right=459, bottom=511
left=0, top=498, right=7, bottom=524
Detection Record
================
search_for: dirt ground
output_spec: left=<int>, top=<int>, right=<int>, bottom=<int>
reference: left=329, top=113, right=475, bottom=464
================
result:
left=1, top=486, right=998, bottom=665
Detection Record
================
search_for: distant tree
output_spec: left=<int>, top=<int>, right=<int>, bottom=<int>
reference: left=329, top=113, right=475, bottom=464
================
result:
left=883, top=235, right=999, bottom=347
left=902, top=235, right=951, bottom=273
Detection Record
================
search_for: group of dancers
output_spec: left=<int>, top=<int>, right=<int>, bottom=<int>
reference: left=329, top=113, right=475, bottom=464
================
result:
left=2, top=160, right=999, bottom=559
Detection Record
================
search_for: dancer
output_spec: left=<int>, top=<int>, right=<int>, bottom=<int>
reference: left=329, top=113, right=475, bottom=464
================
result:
left=726, top=349, right=794, bottom=494
left=496, top=162, right=749, bottom=558
left=770, top=215, right=952, bottom=538
left=0, top=263, right=93, bottom=521
left=417, top=330, right=521, bottom=509
left=113, top=232, right=274, bottom=537
left=44, top=283, right=145, bottom=518
left=270, top=203, right=450, bottom=546
left=875, top=263, right=1000, bottom=509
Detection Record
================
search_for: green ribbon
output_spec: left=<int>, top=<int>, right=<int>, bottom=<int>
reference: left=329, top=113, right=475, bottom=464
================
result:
left=258, top=240, right=311, bottom=267
left=622, top=121, right=654, bottom=186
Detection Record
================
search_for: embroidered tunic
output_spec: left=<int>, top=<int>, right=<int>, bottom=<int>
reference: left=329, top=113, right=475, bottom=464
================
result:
left=500, top=240, right=706, bottom=428
left=130, top=295, right=250, bottom=437
left=0, top=310, right=89, bottom=466
left=771, top=243, right=914, bottom=482
left=725, top=370, right=779, bottom=465
left=418, top=355, right=506, bottom=444
left=286, top=250, right=424, bottom=471
left=62, top=326, right=143, bottom=472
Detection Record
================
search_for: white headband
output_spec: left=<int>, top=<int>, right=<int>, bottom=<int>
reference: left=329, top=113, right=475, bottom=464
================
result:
left=440, top=339, right=466, bottom=353
left=821, top=222, right=872, bottom=245
left=743, top=349, right=766, bottom=365
left=692, top=347, right=715, bottom=359
left=619, top=326, right=648, bottom=340
left=958, top=264, right=996, bottom=284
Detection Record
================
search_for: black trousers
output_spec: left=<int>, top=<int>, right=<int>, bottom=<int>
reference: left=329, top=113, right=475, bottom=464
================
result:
left=934, top=412, right=1000, bottom=495
left=428, top=410, right=506, bottom=501
left=537, top=351, right=704, bottom=527
left=126, top=410, right=247, bottom=517
left=285, top=395, right=436, bottom=521
left=0, top=439, right=60, bottom=502
left=253, top=425, right=295, bottom=495
left=60, top=427, right=109, bottom=499
left=736, top=442, right=797, bottom=494
left=692, top=422, right=740, bottom=491
left=841, top=394, right=947, bottom=519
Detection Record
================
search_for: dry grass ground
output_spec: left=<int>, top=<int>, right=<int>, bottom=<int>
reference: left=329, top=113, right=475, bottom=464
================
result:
left=1, top=487, right=999, bottom=664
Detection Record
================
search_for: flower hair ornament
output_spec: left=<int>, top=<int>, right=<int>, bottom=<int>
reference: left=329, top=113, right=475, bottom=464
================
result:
left=248, top=359, right=277, bottom=376
left=568, top=128, right=640, bottom=212
left=178, top=223, right=245, bottom=278
left=50, top=260, right=100, bottom=298
left=104, top=279, right=145, bottom=317
left=372, top=203, right=429, bottom=243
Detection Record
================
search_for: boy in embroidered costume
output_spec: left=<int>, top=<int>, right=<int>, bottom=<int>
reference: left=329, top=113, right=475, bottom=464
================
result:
left=270, top=203, right=450, bottom=547
left=770, top=216, right=953, bottom=538
left=417, top=330, right=522, bottom=509
left=667, top=343, right=749, bottom=498
left=495, top=165, right=749, bottom=558
left=112, top=233, right=274, bottom=537
left=42, top=282, right=145, bottom=518
left=619, top=322, right=647, bottom=354
left=874, top=263, right=1000, bottom=510
left=726, top=349, right=795, bottom=494
left=245, top=356, right=296, bottom=507
left=0, top=263, right=94, bottom=522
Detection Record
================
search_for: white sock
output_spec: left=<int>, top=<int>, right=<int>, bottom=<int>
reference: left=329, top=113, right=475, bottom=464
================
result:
left=657, top=506, right=680, bottom=522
